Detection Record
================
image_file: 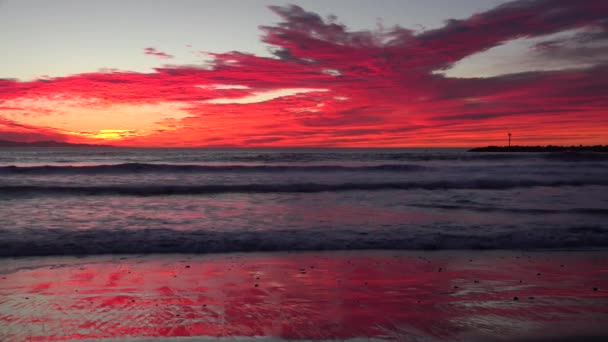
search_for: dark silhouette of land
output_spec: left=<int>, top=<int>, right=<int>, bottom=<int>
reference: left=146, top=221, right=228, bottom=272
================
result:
left=0, top=140, right=112, bottom=148
left=469, top=145, right=608, bottom=152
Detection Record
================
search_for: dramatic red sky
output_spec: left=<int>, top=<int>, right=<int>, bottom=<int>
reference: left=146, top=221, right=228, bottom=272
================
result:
left=1, top=0, right=607, bottom=147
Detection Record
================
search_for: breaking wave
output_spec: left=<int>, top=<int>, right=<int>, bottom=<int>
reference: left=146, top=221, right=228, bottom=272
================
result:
left=2, top=179, right=608, bottom=196
left=0, top=163, right=427, bottom=175
left=1, top=226, right=607, bottom=257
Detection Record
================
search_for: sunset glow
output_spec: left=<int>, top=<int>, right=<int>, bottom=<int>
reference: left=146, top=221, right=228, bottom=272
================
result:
left=1, top=0, right=607, bottom=147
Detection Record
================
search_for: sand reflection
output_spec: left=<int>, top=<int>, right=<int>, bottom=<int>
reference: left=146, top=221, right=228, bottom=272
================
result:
left=1, top=251, right=607, bottom=341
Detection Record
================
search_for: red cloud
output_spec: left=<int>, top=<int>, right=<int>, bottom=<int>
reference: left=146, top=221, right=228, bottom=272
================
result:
left=0, top=117, right=69, bottom=142
left=144, top=47, right=174, bottom=59
left=0, top=0, right=607, bottom=146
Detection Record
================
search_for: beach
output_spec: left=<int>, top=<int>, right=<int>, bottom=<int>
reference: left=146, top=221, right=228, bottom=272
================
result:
left=2, top=148, right=608, bottom=340
left=3, top=0, right=608, bottom=339
left=1, top=250, right=607, bottom=341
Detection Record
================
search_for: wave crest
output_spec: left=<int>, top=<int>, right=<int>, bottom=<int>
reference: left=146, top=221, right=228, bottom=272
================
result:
left=0, top=163, right=427, bottom=175
left=2, top=179, right=608, bottom=196
left=1, top=226, right=606, bottom=257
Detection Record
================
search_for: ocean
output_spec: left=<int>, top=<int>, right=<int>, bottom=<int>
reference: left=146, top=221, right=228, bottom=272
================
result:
left=1, top=147, right=607, bottom=257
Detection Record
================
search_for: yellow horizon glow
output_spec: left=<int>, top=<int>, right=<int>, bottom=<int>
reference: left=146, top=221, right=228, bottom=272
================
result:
left=1, top=97, right=191, bottom=141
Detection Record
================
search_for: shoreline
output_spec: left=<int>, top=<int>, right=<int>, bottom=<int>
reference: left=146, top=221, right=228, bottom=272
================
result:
left=2, top=249, right=607, bottom=341
left=3, top=247, right=608, bottom=260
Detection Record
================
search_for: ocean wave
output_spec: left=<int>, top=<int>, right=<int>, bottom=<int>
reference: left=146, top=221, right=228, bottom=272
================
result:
left=541, top=152, right=608, bottom=162
left=409, top=204, right=608, bottom=216
left=4, top=151, right=608, bottom=166
left=0, top=163, right=427, bottom=175
left=1, top=226, right=606, bottom=257
left=2, top=179, right=608, bottom=196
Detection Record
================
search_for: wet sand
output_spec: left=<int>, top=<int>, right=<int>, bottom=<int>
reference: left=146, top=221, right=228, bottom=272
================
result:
left=1, top=250, right=607, bottom=341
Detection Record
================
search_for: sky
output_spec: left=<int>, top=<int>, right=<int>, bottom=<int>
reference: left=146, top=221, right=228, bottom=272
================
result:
left=0, top=0, right=607, bottom=147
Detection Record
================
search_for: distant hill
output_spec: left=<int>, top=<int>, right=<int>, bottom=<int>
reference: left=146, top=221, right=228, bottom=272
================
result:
left=469, top=145, right=608, bottom=152
left=0, top=140, right=112, bottom=148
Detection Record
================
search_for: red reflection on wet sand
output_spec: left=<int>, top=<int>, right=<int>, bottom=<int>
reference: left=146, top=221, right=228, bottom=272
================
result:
left=1, top=251, right=608, bottom=341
